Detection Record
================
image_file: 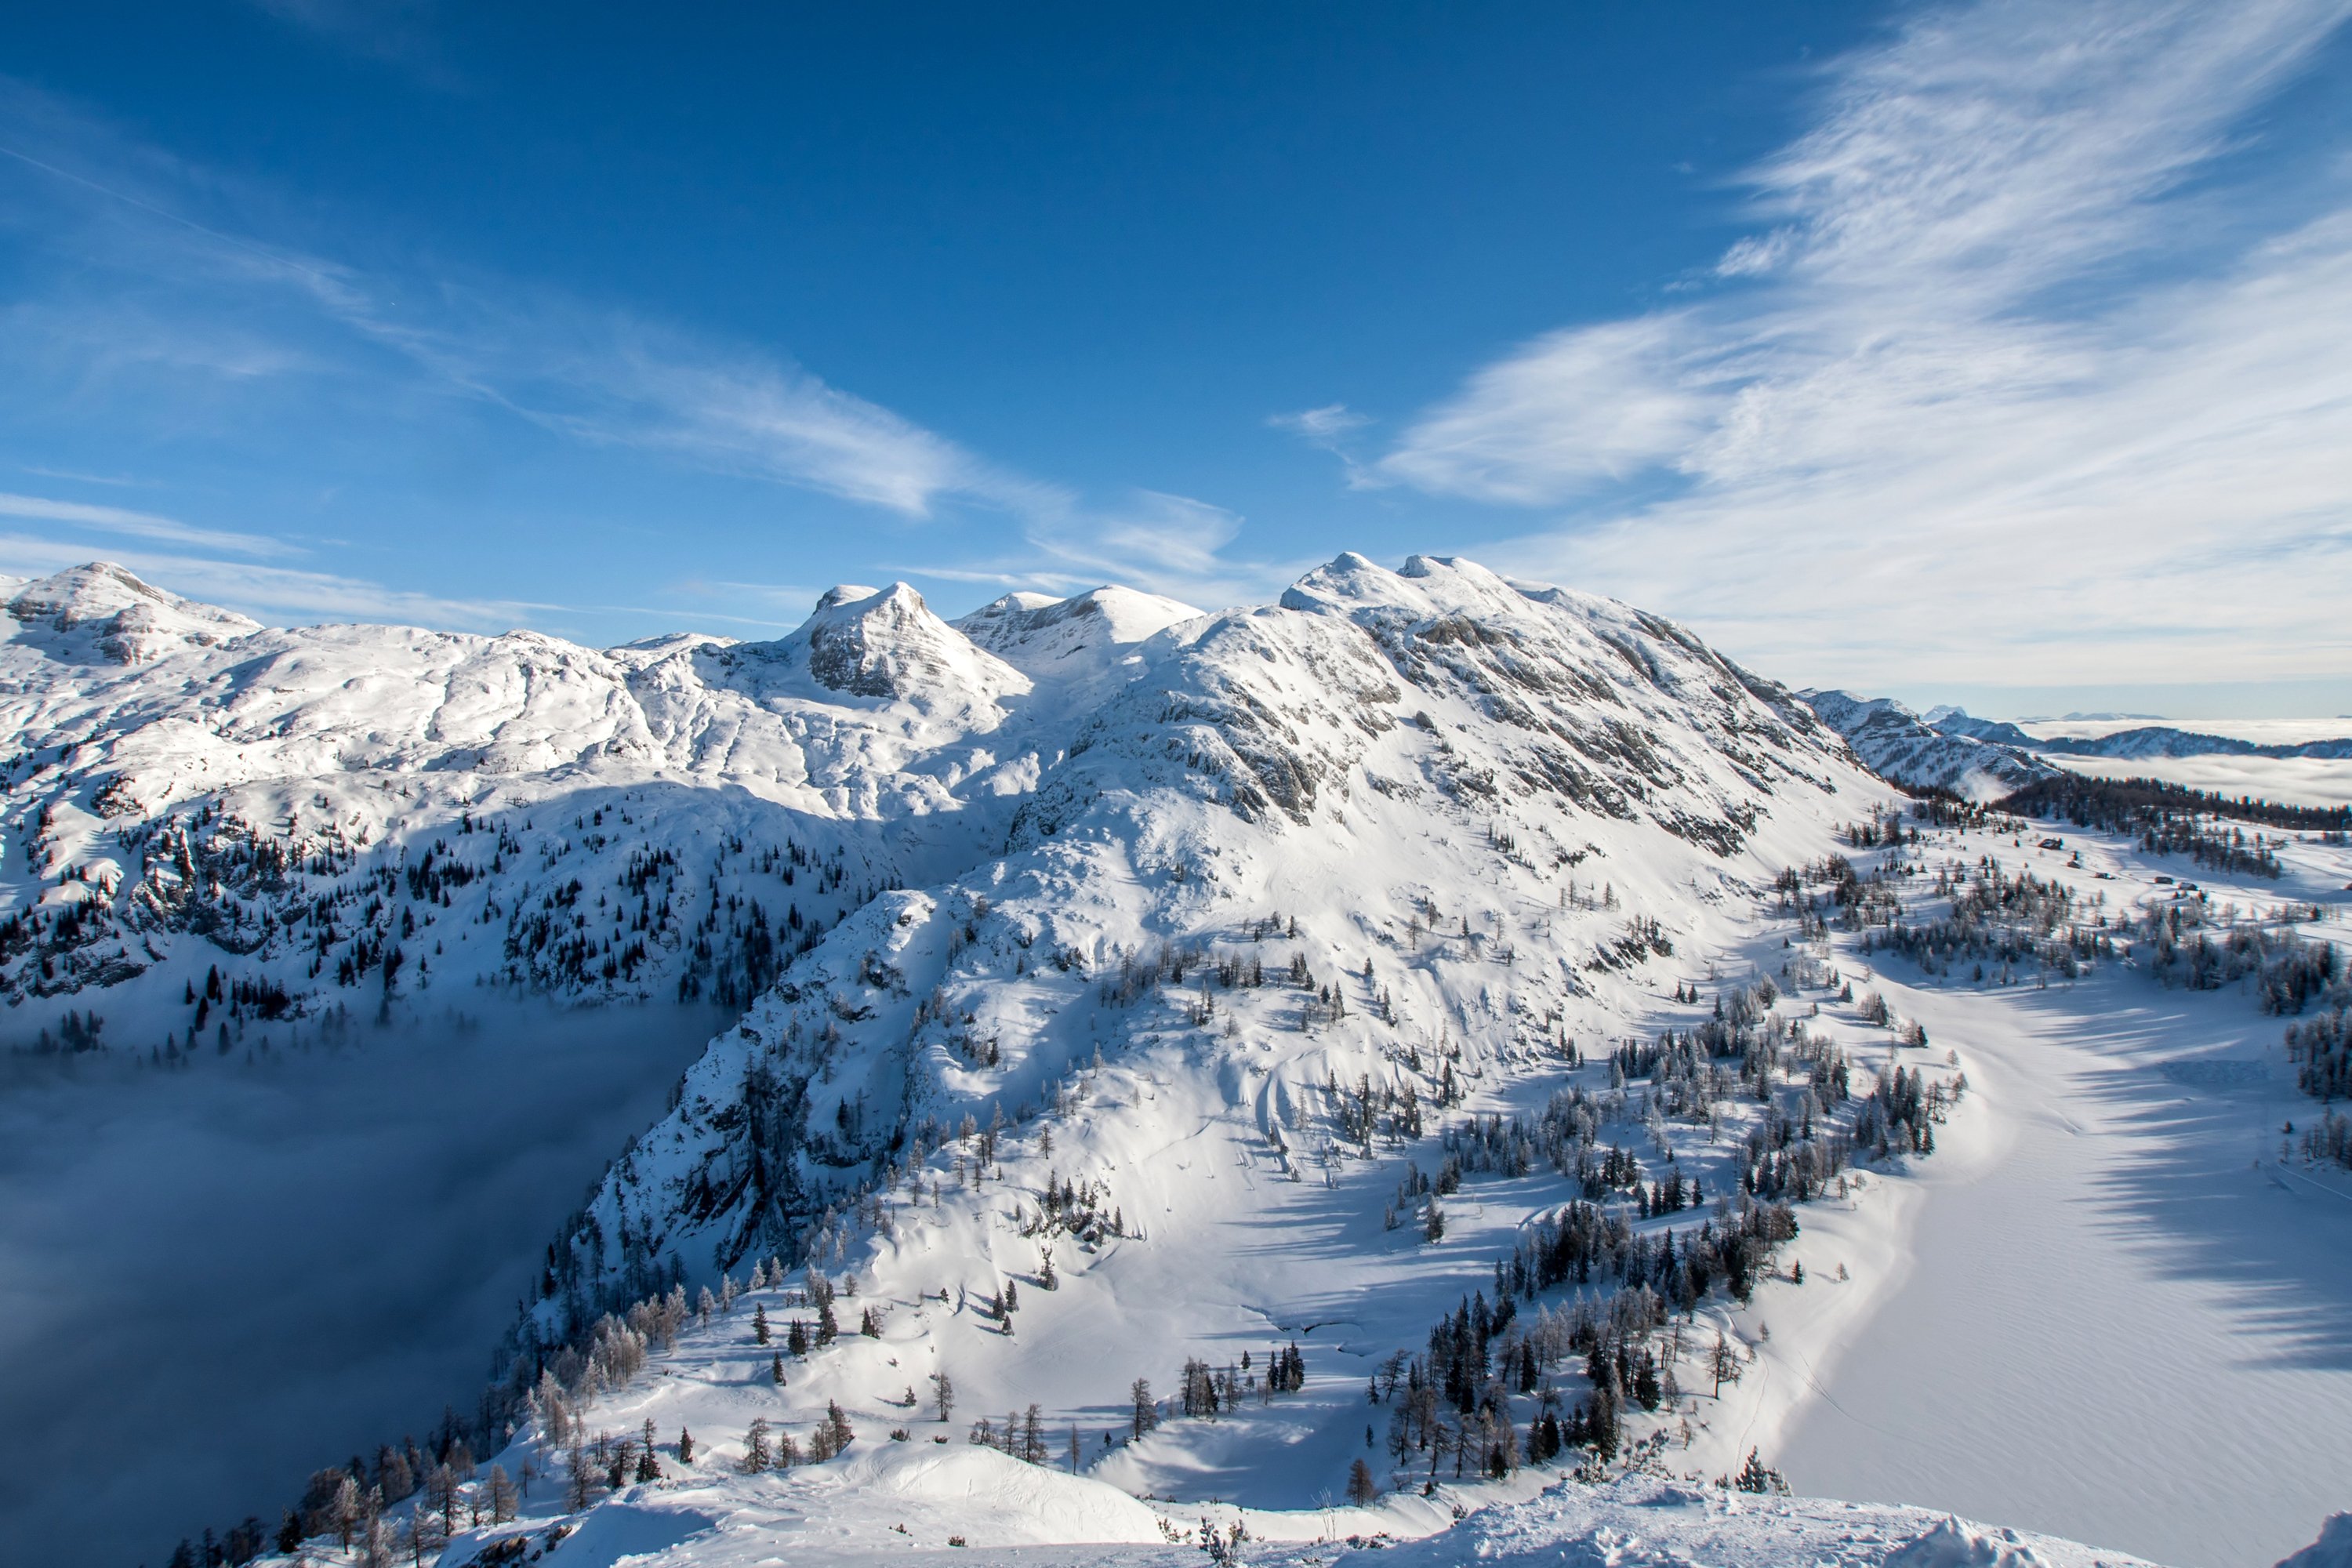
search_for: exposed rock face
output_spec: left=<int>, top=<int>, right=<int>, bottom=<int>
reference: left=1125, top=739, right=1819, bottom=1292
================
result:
left=1802, top=688, right=2062, bottom=800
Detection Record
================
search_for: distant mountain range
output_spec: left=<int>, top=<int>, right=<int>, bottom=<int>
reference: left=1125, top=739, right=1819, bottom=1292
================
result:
left=1800, top=691, right=2352, bottom=797
left=1921, top=708, right=2352, bottom=760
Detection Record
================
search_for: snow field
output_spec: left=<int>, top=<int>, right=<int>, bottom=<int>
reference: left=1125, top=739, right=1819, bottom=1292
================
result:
left=1776, top=816, right=2352, bottom=1568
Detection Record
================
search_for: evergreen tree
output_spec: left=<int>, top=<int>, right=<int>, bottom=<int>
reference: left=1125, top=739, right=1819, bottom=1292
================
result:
left=1589, top=1380, right=1621, bottom=1461
left=1732, top=1449, right=1787, bottom=1494
left=753, top=1301, right=771, bottom=1345
left=742, top=1418, right=772, bottom=1474
left=677, top=1429, right=695, bottom=1466
left=774, top=1352, right=788, bottom=1385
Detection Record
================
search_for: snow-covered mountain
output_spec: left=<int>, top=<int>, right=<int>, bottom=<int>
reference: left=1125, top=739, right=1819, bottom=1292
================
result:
left=24, top=554, right=2267, bottom=1568
left=3, top=554, right=1851, bottom=1036
left=2030, top=724, right=2352, bottom=761
left=1798, top=691, right=2060, bottom=800
left=1883, top=704, right=2352, bottom=766
left=517, top=550, right=1864, bottom=1314
left=0, top=564, right=1178, bottom=1023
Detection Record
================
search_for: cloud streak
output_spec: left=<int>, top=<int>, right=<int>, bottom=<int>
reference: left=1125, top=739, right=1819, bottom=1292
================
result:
left=0, top=492, right=291, bottom=557
left=0, top=534, right=559, bottom=631
left=1366, top=0, right=2352, bottom=692
left=0, top=85, right=1020, bottom=526
left=0, top=81, right=1297, bottom=624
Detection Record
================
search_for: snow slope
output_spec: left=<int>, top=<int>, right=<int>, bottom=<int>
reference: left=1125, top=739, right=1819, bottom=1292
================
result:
left=414, top=1461, right=2171, bottom=1568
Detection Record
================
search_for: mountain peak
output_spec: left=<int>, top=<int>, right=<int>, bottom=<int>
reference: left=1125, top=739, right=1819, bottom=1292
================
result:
left=953, top=583, right=1201, bottom=684
left=813, top=583, right=886, bottom=612
left=759, top=579, right=1027, bottom=710
left=5, top=561, right=261, bottom=665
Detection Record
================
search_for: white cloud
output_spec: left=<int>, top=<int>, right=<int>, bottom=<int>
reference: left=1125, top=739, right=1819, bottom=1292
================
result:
left=0, top=87, right=1019, bottom=524
left=1269, top=402, right=1372, bottom=445
left=1377, top=316, right=1722, bottom=503
left=0, top=492, right=292, bottom=557
left=0, top=534, right=551, bottom=630
left=1369, top=0, right=2352, bottom=691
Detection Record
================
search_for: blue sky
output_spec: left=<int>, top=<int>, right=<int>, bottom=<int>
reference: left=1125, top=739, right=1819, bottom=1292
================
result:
left=4, top=1, right=2351, bottom=716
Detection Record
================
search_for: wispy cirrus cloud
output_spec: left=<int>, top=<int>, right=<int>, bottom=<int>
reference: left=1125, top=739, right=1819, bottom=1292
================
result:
left=0, top=74, right=1298, bottom=636
left=499, top=324, right=1033, bottom=520
left=1373, top=317, right=1722, bottom=504
left=0, top=534, right=552, bottom=630
left=0, top=492, right=291, bottom=557
left=0, top=84, right=1028, bottom=526
left=900, top=488, right=1308, bottom=614
left=1348, top=0, right=2352, bottom=693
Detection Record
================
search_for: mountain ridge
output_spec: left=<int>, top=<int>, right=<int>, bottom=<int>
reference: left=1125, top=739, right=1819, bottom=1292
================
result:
left=6, top=554, right=2123, bottom=1568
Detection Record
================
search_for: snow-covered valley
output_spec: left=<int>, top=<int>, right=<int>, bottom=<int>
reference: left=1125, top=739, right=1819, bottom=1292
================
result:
left=1775, top=833, right=2352, bottom=1568
left=4, top=557, right=2348, bottom=1568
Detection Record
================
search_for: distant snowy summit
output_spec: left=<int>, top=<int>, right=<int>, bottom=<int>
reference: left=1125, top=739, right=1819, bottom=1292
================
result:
left=1797, top=690, right=2060, bottom=800
left=5, top=561, right=260, bottom=665
left=1802, top=690, right=2352, bottom=795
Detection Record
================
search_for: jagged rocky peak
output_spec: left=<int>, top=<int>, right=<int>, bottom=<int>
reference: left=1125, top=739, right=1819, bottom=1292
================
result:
left=4, top=561, right=262, bottom=665
left=1801, top=687, right=2060, bottom=800
left=767, top=580, right=1030, bottom=710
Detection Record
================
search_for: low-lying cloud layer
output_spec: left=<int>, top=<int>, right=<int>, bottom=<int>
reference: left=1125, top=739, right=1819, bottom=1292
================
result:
left=0, top=998, right=720, bottom=1564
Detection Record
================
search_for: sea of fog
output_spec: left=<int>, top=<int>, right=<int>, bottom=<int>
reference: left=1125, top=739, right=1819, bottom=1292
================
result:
left=0, top=995, right=724, bottom=1566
